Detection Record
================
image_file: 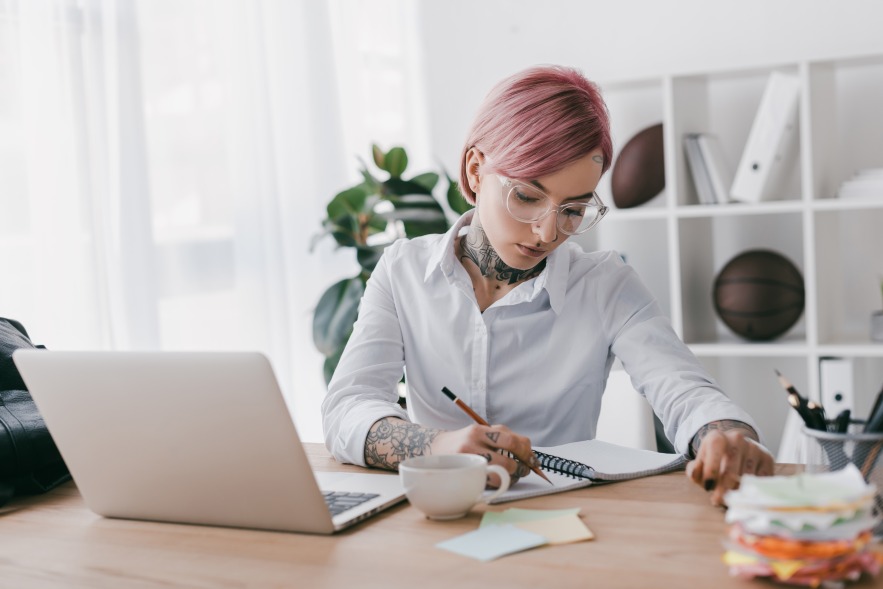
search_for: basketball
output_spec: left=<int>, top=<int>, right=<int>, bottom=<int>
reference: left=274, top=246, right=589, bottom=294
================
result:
left=611, top=123, right=665, bottom=209
left=712, top=249, right=805, bottom=341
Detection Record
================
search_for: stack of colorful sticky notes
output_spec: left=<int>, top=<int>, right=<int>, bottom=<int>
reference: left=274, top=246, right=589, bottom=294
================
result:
left=722, top=465, right=883, bottom=586
left=435, top=508, right=593, bottom=561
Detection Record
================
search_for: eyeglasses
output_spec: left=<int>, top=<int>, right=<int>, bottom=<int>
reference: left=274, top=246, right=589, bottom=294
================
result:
left=498, top=176, right=608, bottom=235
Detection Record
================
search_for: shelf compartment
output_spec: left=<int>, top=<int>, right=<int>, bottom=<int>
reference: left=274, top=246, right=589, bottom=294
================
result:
left=602, top=79, right=667, bottom=211
left=678, top=212, right=806, bottom=345
left=668, top=65, right=803, bottom=207
left=814, top=207, right=883, bottom=345
left=805, top=55, right=883, bottom=200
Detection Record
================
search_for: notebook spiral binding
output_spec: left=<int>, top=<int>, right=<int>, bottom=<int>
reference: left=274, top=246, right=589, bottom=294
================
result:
left=534, top=451, right=594, bottom=480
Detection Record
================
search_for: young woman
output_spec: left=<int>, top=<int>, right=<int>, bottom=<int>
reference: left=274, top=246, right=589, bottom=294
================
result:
left=322, top=65, right=774, bottom=506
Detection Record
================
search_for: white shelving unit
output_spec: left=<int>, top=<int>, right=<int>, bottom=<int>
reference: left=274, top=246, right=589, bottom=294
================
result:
left=576, top=53, right=883, bottom=456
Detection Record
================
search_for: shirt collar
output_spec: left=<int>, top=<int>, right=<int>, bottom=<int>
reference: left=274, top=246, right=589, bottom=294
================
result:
left=424, top=210, right=474, bottom=282
left=423, top=209, right=568, bottom=315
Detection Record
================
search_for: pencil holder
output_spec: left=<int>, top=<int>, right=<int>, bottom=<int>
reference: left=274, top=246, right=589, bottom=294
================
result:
left=800, top=424, right=883, bottom=537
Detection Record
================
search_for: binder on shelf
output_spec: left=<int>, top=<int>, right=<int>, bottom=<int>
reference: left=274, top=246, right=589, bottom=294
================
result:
left=696, top=133, right=733, bottom=204
left=819, top=357, right=855, bottom=417
left=730, top=72, right=800, bottom=203
left=684, top=133, right=717, bottom=205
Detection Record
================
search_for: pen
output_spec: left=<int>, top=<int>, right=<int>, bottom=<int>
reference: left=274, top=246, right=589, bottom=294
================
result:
left=440, top=387, right=553, bottom=485
left=807, top=401, right=829, bottom=432
left=833, top=409, right=851, bottom=434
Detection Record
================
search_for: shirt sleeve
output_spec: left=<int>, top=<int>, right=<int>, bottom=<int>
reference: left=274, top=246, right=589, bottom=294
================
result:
left=321, top=242, right=410, bottom=466
left=601, top=256, right=764, bottom=456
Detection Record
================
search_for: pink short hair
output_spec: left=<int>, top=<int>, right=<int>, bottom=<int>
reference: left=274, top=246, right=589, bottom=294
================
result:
left=459, top=65, right=612, bottom=204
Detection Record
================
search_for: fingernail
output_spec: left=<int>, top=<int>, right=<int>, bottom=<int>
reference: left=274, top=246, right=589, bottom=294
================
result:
left=704, top=479, right=716, bottom=491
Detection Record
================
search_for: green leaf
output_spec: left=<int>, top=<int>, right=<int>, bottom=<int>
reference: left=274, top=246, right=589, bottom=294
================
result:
left=410, top=172, right=439, bottom=192
left=383, top=178, right=433, bottom=197
left=402, top=218, right=449, bottom=238
left=326, top=213, right=359, bottom=247
left=445, top=170, right=472, bottom=215
left=312, top=277, right=365, bottom=356
left=327, top=185, right=371, bottom=219
left=384, top=147, right=408, bottom=178
left=371, top=144, right=385, bottom=170
left=323, top=344, right=347, bottom=386
left=378, top=208, right=447, bottom=223
left=386, top=194, right=440, bottom=207
left=356, top=245, right=385, bottom=274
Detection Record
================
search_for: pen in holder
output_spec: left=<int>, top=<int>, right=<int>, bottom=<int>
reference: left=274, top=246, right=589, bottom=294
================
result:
left=800, top=421, right=883, bottom=537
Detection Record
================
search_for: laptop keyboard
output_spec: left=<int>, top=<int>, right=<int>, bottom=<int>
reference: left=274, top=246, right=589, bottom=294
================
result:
left=322, top=491, right=380, bottom=516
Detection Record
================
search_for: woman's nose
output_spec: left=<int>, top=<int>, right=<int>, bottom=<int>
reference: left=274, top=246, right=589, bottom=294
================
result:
left=532, top=210, right=559, bottom=244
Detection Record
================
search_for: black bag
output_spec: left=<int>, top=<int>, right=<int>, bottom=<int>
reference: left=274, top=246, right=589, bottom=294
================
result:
left=0, top=318, right=71, bottom=505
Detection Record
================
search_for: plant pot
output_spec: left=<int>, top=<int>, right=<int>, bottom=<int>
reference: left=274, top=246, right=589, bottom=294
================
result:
left=872, top=311, right=883, bottom=343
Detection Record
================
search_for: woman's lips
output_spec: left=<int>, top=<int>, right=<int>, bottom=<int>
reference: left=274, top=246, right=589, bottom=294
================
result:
left=517, top=244, right=546, bottom=258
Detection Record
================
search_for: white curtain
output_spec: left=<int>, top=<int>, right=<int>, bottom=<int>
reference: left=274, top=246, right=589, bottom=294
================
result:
left=0, top=0, right=429, bottom=441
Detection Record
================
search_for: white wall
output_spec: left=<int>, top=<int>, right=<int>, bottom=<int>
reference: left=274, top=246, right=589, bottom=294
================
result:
left=416, top=0, right=883, bottom=175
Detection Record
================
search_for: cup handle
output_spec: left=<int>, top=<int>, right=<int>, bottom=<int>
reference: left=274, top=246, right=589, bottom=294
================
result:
left=479, top=465, right=511, bottom=504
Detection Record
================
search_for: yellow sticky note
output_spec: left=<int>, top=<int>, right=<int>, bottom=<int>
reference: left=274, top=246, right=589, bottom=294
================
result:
left=480, top=507, right=581, bottom=528
left=721, top=551, right=757, bottom=566
left=770, top=560, right=805, bottom=581
left=512, top=514, right=594, bottom=545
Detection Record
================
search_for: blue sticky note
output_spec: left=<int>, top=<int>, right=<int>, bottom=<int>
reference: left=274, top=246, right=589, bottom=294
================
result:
left=435, top=524, right=547, bottom=561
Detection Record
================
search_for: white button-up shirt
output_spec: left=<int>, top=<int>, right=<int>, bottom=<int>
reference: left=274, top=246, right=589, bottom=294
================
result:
left=322, top=211, right=761, bottom=466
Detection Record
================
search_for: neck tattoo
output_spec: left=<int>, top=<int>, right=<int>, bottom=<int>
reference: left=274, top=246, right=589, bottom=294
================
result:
left=458, top=228, right=545, bottom=286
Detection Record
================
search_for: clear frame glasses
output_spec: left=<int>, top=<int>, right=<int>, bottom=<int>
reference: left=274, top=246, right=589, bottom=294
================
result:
left=498, top=176, right=608, bottom=235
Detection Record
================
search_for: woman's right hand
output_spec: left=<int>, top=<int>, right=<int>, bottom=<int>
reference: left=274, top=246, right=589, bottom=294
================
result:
left=430, top=424, right=537, bottom=487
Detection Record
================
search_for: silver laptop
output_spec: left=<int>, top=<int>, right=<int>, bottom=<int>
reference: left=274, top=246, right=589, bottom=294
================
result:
left=12, top=350, right=405, bottom=534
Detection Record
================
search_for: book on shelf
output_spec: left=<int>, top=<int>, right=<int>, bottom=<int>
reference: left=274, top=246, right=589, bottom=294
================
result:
left=684, top=133, right=734, bottom=205
left=684, top=133, right=717, bottom=205
left=696, top=133, right=734, bottom=204
left=730, top=71, right=800, bottom=203
left=837, top=168, right=883, bottom=199
left=490, top=438, right=687, bottom=504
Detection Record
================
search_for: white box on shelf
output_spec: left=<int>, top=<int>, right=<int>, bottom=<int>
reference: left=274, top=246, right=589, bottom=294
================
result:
left=730, top=72, right=800, bottom=203
left=819, top=357, right=855, bottom=417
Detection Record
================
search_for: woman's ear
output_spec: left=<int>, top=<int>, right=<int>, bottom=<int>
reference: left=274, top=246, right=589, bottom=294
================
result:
left=463, top=147, right=485, bottom=205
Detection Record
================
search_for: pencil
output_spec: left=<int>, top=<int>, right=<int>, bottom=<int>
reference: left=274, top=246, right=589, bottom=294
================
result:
left=777, top=369, right=819, bottom=430
left=440, top=387, right=552, bottom=485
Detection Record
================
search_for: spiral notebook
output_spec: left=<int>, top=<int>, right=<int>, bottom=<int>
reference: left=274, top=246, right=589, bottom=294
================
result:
left=491, top=439, right=688, bottom=504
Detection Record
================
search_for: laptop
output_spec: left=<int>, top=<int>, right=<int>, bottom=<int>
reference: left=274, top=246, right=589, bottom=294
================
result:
left=12, top=350, right=406, bottom=534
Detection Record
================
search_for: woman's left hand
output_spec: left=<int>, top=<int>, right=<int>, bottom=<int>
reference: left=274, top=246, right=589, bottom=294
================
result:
left=686, top=424, right=775, bottom=506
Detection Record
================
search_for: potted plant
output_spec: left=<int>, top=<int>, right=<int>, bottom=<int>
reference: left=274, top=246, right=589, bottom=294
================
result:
left=311, top=144, right=472, bottom=383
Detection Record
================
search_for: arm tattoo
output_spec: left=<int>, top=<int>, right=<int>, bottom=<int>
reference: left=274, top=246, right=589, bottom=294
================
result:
left=690, top=419, right=758, bottom=458
left=364, top=417, right=441, bottom=471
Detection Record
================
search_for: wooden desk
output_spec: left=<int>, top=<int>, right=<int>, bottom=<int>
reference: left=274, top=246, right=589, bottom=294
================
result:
left=0, top=445, right=876, bottom=588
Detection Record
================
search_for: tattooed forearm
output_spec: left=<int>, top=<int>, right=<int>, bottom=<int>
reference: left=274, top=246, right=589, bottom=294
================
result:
left=364, top=417, right=441, bottom=471
left=690, top=419, right=759, bottom=458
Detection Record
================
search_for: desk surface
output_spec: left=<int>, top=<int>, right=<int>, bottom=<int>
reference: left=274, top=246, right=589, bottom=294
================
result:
left=0, top=445, right=877, bottom=589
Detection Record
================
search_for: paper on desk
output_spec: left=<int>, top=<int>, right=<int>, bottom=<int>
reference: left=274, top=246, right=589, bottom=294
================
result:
left=511, top=514, right=594, bottom=544
left=435, top=524, right=547, bottom=561
left=480, top=507, right=581, bottom=527
left=724, top=464, right=876, bottom=510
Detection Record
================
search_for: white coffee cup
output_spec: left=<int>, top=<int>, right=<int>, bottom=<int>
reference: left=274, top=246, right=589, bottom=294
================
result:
left=399, top=454, right=511, bottom=520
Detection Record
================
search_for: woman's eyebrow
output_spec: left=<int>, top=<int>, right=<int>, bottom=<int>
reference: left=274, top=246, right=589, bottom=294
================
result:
left=529, top=179, right=595, bottom=201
